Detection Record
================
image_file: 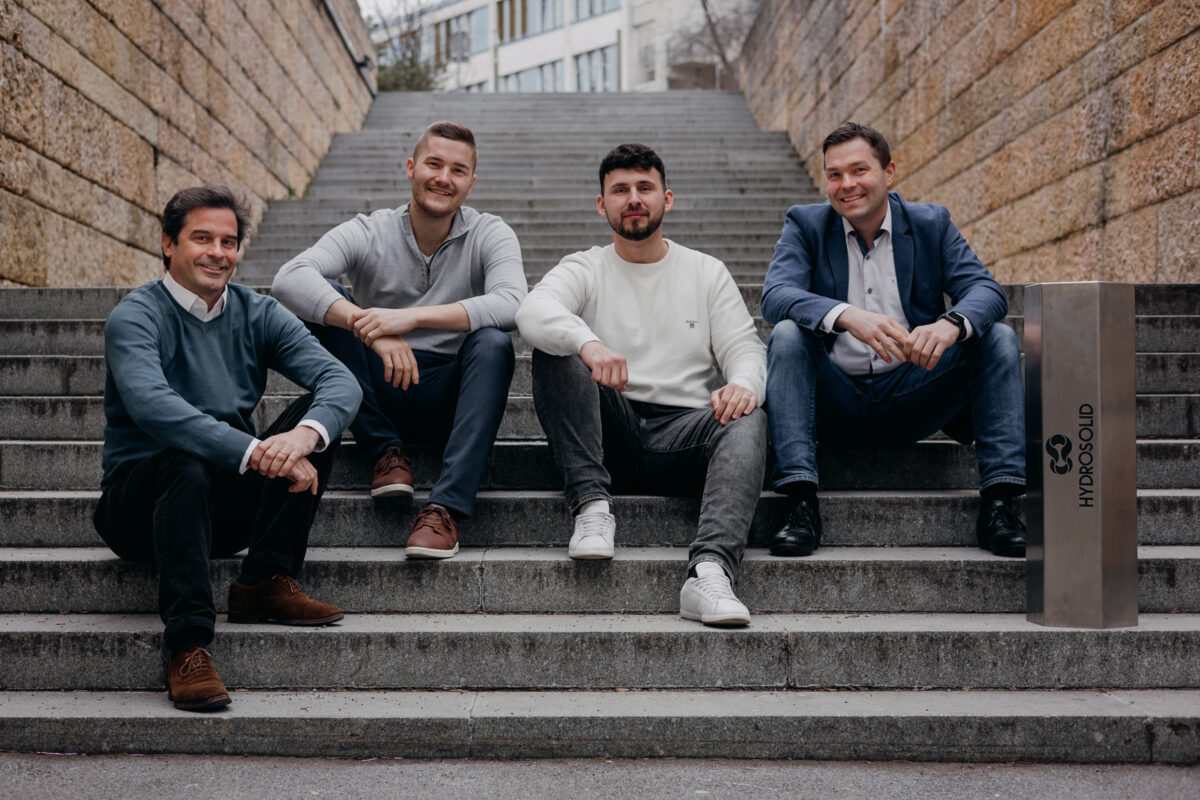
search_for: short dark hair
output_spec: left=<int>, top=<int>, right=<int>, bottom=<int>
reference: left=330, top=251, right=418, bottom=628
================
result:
left=414, top=120, right=477, bottom=170
left=822, top=122, right=892, bottom=169
left=161, top=185, right=251, bottom=269
left=599, top=143, right=667, bottom=192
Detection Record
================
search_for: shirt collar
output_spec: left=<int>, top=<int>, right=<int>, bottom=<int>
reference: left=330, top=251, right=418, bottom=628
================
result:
left=162, top=272, right=227, bottom=321
left=842, top=204, right=893, bottom=244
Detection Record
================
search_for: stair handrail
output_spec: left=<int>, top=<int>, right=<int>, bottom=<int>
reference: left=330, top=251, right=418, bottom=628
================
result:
left=321, top=0, right=377, bottom=97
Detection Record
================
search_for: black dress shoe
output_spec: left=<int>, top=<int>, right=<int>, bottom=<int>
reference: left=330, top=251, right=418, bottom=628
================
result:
left=771, top=496, right=822, bottom=557
left=976, top=497, right=1026, bottom=557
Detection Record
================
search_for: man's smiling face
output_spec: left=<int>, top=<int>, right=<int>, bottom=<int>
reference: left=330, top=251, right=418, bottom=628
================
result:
left=406, top=136, right=477, bottom=219
left=824, top=136, right=895, bottom=234
left=162, top=206, right=239, bottom=308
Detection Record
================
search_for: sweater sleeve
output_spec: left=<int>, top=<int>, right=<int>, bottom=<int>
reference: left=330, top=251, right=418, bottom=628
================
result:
left=516, top=254, right=600, bottom=356
left=707, top=261, right=767, bottom=399
left=261, top=301, right=363, bottom=438
left=459, top=217, right=527, bottom=332
left=104, top=301, right=255, bottom=472
left=272, top=216, right=371, bottom=324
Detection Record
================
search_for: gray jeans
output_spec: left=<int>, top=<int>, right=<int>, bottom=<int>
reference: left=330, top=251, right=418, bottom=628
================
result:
left=531, top=351, right=767, bottom=580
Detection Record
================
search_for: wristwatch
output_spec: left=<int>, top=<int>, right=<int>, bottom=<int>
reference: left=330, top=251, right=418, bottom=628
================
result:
left=940, top=311, right=968, bottom=342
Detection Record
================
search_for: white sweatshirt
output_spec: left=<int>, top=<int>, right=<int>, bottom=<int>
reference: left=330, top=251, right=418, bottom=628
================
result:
left=516, top=240, right=766, bottom=408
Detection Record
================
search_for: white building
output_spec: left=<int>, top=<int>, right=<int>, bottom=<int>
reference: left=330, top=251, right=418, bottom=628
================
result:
left=373, top=0, right=751, bottom=93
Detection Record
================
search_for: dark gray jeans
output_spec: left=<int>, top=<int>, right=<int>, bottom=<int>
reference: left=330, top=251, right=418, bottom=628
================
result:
left=531, top=351, right=767, bottom=580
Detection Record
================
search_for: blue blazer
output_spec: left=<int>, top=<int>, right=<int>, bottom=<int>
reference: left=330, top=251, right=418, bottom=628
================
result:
left=760, top=193, right=1007, bottom=344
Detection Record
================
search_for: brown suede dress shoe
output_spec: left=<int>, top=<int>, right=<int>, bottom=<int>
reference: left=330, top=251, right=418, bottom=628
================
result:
left=227, top=574, right=344, bottom=625
left=405, top=503, right=459, bottom=559
left=371, top=446, right=414, bottom=497
left=167, top=645, right=231, bottom=712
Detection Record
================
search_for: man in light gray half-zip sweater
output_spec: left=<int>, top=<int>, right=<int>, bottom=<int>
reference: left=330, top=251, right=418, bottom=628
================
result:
left=273, top=121, right=526, bottom=560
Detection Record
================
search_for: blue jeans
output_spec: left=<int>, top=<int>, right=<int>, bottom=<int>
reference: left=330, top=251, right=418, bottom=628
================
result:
left=311, top=283, right=514, bottom=517
left=765, top=319, right=1025, bottom=492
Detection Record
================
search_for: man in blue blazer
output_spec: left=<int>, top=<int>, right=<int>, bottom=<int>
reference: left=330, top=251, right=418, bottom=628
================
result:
left=760, top=122, right=1025, bottom=558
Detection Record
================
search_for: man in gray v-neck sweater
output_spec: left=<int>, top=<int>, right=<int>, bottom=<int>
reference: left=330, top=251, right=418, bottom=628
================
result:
left=273, top=121, right=526, bottom=560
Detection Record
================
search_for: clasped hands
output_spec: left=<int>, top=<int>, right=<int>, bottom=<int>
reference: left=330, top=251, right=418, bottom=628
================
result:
left=835, top=307, right=960, bottom=370
left=579, top=340, right=757, bottom=426
left=248, top=425, right=322, bottom=494
left=349, top=307, right=420, bottom=390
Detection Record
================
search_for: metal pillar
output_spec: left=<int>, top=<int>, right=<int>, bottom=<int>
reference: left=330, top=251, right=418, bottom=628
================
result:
left=1024, top=282, right=1138, bottom=628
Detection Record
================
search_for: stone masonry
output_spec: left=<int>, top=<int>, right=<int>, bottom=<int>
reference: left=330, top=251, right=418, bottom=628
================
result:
left=0, top=0, right=375, bottom=287
left=740, top=0, right=1200, bottom=284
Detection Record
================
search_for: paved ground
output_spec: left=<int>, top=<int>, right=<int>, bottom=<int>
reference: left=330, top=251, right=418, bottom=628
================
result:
left=2, top=753, right=1198, bottom=799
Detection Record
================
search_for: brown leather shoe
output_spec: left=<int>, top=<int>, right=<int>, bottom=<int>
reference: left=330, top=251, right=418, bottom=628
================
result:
left=405, top=503, right=459, bottom=559
left=167, top=645, right=231, bottom=712
left=227, top=574, right=345, bottom=625
left=371, top=446, right=414, bottom=497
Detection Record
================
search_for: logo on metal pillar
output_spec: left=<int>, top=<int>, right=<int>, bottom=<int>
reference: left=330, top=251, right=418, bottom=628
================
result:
left=1045, top=434, right=1073, bottom=474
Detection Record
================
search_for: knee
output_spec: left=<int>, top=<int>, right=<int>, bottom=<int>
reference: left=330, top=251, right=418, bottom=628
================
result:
left=532, top=348, right=586, bottom=378
left=767, top=319, right=818, bottom=362
left=979, top=322, right=1020, bottom=363
left=154, top=450, right=219, bottom=501
left=466, top=326, right=514, bottom=359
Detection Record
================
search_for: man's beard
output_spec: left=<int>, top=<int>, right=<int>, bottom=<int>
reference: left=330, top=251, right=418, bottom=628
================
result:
left=610, top=209, right=663, bottom=242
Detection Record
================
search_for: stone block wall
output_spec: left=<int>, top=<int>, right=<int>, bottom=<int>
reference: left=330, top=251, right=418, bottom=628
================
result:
left=0, top=0, right=375, bottom=287
left=740, top=0, right=1200, bottom=283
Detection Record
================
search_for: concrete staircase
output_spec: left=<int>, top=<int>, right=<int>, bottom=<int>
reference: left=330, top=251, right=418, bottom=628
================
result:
left=2, top=91, right=1199, bottom=763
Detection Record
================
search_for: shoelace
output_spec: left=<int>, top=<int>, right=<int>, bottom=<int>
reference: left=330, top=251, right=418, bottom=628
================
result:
left=275, top=575, right=302, bottom=594
left=691, top=573, right=737, bottom=600
left=415, top=505, right=453, bottom=531
left=376, top=450, right=410, bottom=475
left=178, top=647, right=216, bottom=678
left=575, top=514, right=612, bottom=538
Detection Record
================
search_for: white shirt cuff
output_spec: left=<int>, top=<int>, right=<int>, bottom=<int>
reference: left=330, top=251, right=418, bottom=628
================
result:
left=820, top=303, right=851, bottom=333
left=961, top=317, right=975, bottom=339
left=239, top=439, right=261, bottom=474
left=299, top=419, right=331, bottom=452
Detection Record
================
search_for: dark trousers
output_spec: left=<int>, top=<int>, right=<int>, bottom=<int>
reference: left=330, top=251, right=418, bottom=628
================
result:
left=310, top=282, right=515, bottom=517
left=532, top=351, right=768, bottom=580
left=93, top=395, right=335, bottom=655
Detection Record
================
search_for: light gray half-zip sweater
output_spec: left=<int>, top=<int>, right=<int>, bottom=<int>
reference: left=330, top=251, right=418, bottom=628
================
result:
left=271, top=204, right=526, bottom=355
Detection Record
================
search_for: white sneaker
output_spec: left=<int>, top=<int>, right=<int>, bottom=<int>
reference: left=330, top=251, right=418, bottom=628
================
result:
left=680, top=573, right=751, bottom=627
left=568, top=512, right=615, bottom=560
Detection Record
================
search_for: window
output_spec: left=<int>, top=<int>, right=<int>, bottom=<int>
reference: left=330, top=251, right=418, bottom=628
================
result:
left=574, top=44, right=618, bottom=92
left=497, top=0, right=562, bottom=43
left=574, top=0, right=619, bottom=22
left=500, top=60, right=564, bottom=92
left=431, top=9, right=488, bottom=61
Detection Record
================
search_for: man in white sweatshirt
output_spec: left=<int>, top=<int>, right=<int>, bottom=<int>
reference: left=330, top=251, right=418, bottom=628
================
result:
left=516, top=143, right=768, bottom=627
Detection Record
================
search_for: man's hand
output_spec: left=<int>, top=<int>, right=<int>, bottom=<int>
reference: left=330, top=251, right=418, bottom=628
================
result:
left=250, top=426, right=322, bottom=494
left=372, top=335, right=420, bottom=389
left=835, top=306, right=910, bottom=364
left=579, top=340, right=628, bottom=390
left=904, top=318, right=960, bottom=370
left=351, top=307, right=421, bottom=346
left=710, top=382, right=757, bottom=425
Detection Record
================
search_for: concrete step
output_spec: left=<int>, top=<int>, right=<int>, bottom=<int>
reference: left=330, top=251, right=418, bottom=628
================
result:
left=246, top=231, right=788, bottom=251
left=3, top=490, right=1198, bottom=548
left=6, top=352, right=1199, bottom=396
left=2, top=546, right=1196, bottom=615
left=1, top=284, right=1196, bottom=320
left=1, top=392, right=1195, bottom=440
left=3, top=612, right=1200, bottom=691
left=2, top=438, right=1196, bottom=491
left=5, top=687, right=1195, bottom=761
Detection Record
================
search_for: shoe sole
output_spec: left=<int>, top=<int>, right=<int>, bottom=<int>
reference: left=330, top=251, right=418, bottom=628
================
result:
left=568, top=549, right=614, bottom=560
left=227, top=612, right=345, bottom=626
left=169, top=692, right=232, bottom=712
left=371, top=483, right=414, bottom=498
left=404, top=545, right=459, bottom=559
left=769, top=543, right=818, bottom=557
left=680, top=609, right=751, bottom=627
left=990, top=544, right=1027, bottom=558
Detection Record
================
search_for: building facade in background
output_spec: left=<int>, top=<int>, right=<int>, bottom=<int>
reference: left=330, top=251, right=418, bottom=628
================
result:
left=374, top=0, right=755, bottom=92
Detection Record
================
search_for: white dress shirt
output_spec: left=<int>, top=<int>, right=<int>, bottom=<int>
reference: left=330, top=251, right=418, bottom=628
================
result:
left=817, top=208, right=971, bottom=376
left=161, top=273, right=331, bottom=472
